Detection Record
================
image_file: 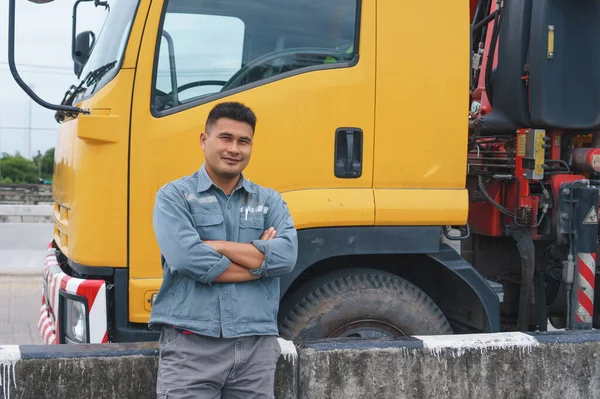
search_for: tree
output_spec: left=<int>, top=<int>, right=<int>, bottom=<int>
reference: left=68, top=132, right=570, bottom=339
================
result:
left=0, top=152, right=39, bottom=184
left=41, top=148, right=54, bottom=178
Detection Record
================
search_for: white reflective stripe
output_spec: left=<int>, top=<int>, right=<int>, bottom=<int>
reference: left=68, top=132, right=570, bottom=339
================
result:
left=42, top=321, right=54, bottom=344
left=65, top=277, right=82, bottom=294
left=576, top=304, right=593, bottom=323
left=579, top=276, right=594, bottom=302
left=185, top=194, right=217, bottom=203
left=88, top=283, right=107, bottom=343
left=39, top=318, right=52, bottom=340
left=51, top=273, right=62, bottom=316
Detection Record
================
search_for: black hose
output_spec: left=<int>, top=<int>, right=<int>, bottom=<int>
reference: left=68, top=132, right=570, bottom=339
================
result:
left=477, top=175, right=515, bottom=217
left=545, top=159, right=571, bottom=173
left=507, top=225, right=535, bottom=331
left=485, top=3, right=503, bottom=106
left=473, top=10, right=498, bottom=32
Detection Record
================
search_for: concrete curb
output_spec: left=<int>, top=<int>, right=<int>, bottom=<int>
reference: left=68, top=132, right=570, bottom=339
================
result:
left=1, top=331, right=600, bottom=398
left=0, top=338, right=298, bottom=399
left=298, top=331, right=600, bottom=398
left=0, top=205, right=53, bottom=223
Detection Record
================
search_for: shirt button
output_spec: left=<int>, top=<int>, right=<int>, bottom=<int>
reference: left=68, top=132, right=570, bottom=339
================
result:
left=227, top=204, right=231, bottom=209
left=222, top=295, right=227, bottom=300
left=253, top=220, right=258, bottom=226
left=201, top=218, right=206, bottom=223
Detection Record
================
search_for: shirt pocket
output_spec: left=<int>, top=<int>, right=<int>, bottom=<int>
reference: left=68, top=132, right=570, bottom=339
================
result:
left=192, top=212, right=225, bottom=241
left=239, top=214, right=265, bottom=243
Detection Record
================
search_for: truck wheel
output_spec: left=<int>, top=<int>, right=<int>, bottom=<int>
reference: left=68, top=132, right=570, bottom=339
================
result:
left=278, top=268, right=452, bottom=341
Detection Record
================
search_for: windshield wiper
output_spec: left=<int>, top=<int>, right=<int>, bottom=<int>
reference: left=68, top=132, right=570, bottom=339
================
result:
left=83, top=60, right=117, bottom=88
left=55, top=61, right=117, bottom=122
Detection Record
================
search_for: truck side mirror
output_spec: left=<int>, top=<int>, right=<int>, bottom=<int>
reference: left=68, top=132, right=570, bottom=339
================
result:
left=73, top=30, right=95, bottom=78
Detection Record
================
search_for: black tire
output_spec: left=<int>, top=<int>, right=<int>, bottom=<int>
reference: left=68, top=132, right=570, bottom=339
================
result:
left=278, top=268, right=453, bottom=341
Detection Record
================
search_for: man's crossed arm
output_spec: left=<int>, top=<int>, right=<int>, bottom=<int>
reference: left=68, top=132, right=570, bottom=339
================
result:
left=153, top=185, right=298, bottom=285
left=205, top=228, right=277, bottom=283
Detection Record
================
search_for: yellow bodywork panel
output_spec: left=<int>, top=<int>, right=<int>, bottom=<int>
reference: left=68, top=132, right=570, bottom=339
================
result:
left=375, top=189, right=468, bottom=226
left=127, top=0, right=377, bottom=319
left=51, top=0, right=151, bottom=267
left=372, top=0, right=469, bottom=226
left=52, top=70, right=135, bottom=267
left=130, top=279, right=162, bottom=322
left=281, top=189, right=375, bottom=229
left=373, top=1, right=469, bottom=190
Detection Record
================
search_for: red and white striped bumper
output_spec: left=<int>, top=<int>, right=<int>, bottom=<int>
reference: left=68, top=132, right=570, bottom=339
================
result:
left=38, top=243, right=108, bottom=344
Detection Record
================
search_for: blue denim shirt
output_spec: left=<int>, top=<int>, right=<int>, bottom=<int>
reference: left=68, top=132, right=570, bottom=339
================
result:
left=148, top=164, right=298, bottom=338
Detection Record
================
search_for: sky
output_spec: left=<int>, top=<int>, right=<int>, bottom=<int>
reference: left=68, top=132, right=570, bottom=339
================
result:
left=0, top=0, right=106, bottom=159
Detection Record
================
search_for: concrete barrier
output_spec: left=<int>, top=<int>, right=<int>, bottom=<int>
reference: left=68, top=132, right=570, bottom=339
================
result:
left=2, top=331, right=600, bottom=398
left=0, top=338, right=298, bottom=399
left=0, top=205, right=53, bottom=223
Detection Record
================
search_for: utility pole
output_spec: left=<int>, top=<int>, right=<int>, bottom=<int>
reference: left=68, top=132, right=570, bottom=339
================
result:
left=27, top=83, right=35, bottom=159
left=0, top=113, right=2, bottom=181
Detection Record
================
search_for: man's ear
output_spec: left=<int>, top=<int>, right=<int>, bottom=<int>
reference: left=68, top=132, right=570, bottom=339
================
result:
left=200, top=132, right=207, bottom=149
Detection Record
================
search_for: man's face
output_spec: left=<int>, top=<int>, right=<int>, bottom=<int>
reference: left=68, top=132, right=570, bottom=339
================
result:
left=200, top=117, right=254, bottom=180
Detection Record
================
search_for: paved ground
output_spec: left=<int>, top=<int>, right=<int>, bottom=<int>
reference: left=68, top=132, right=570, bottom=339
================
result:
left=0, top=223, right=53, bottom=274
left=0, top=275, right=43, bottom=345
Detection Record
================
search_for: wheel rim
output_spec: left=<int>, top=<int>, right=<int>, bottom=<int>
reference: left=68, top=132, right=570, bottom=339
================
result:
left=328, top=319, right=408, bottom=339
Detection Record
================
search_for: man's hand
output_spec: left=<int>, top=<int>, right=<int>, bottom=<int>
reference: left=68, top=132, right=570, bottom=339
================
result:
left=260, top=227, right=277, bottom=241
left=207, top=228, right=278, bottom=283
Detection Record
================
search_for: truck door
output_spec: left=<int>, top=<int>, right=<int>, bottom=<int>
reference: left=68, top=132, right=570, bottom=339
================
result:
left=373, top=2, right=470, bottom=227
left=127, top=0, right=376, bottom=323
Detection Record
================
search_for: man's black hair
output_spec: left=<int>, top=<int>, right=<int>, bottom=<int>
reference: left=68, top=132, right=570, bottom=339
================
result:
left=205, top=102, right=257, bottom=132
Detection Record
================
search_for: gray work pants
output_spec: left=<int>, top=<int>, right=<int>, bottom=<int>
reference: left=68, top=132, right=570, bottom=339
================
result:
left=156, top=326, right=281, bottom=399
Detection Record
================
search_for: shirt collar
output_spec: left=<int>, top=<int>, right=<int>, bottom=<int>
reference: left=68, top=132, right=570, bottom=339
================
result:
left=197, top=163, right=256, bottom=194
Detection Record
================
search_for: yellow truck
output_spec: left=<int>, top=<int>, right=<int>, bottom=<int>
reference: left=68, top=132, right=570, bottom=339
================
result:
left=10, top=0, right=600, bottom=344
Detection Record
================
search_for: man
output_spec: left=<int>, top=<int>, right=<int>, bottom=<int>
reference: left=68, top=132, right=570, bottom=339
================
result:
left=149, top=102, right=298, bottom=398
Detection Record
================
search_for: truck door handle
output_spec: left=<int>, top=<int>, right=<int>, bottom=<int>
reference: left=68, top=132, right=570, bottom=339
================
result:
left=334, top=128, right=363, bottom=178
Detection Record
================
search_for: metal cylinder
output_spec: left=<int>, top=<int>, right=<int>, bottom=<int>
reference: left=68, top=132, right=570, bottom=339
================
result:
left=572, top=148, right=600, bottom=173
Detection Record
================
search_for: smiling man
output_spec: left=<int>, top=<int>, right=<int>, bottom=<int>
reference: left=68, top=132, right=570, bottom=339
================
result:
left=149, top=102, right=298, bottom=399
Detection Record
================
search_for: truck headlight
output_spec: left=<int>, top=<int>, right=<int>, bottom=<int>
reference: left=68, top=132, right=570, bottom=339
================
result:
left=61, top=295, right=88, bottom=343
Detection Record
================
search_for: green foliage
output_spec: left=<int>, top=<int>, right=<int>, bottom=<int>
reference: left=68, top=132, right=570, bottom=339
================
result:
left=0, top=148, right=54, bottom=184
left=41, top=148, right=54, bottom=178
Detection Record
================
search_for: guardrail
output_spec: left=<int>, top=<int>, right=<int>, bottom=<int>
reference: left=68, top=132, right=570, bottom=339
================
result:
left=1, top=331, right=599, bottom=399
left=0, top=184, right=52, bottom=205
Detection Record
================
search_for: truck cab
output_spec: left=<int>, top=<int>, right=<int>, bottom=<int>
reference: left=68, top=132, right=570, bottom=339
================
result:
left=21, top=0, right=591, bottom=345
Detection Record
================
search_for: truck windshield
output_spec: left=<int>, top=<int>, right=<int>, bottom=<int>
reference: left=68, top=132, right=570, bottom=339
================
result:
left=152, top=0, right=357, bottom=113
left=79, top=1, right=139, bottom=97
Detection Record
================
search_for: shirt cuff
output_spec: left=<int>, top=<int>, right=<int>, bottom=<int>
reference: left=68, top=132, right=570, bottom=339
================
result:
left=250, top=240, right=271, bottom=277
left=202, top=255, right=233, bottom=285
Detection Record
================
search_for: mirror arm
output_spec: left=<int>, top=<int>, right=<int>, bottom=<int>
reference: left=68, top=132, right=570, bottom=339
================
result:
left=72, top=0, right=94, bottom=67
left=8, top=0, right=88, bottom=115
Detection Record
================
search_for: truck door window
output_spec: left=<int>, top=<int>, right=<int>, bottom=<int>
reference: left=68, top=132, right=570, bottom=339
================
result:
left=152, top=0, right=358, bottom=115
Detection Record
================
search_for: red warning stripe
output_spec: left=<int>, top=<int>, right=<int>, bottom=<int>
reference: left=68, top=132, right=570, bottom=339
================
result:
left=578, top=255, right=596, bottom=288
left=578, top=289, right=594, bottom=317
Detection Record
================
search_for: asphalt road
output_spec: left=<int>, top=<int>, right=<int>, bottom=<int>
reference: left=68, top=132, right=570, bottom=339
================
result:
left=0, top=223, right=52, bottom=274
left=0, top=275, right=43, bottom=345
